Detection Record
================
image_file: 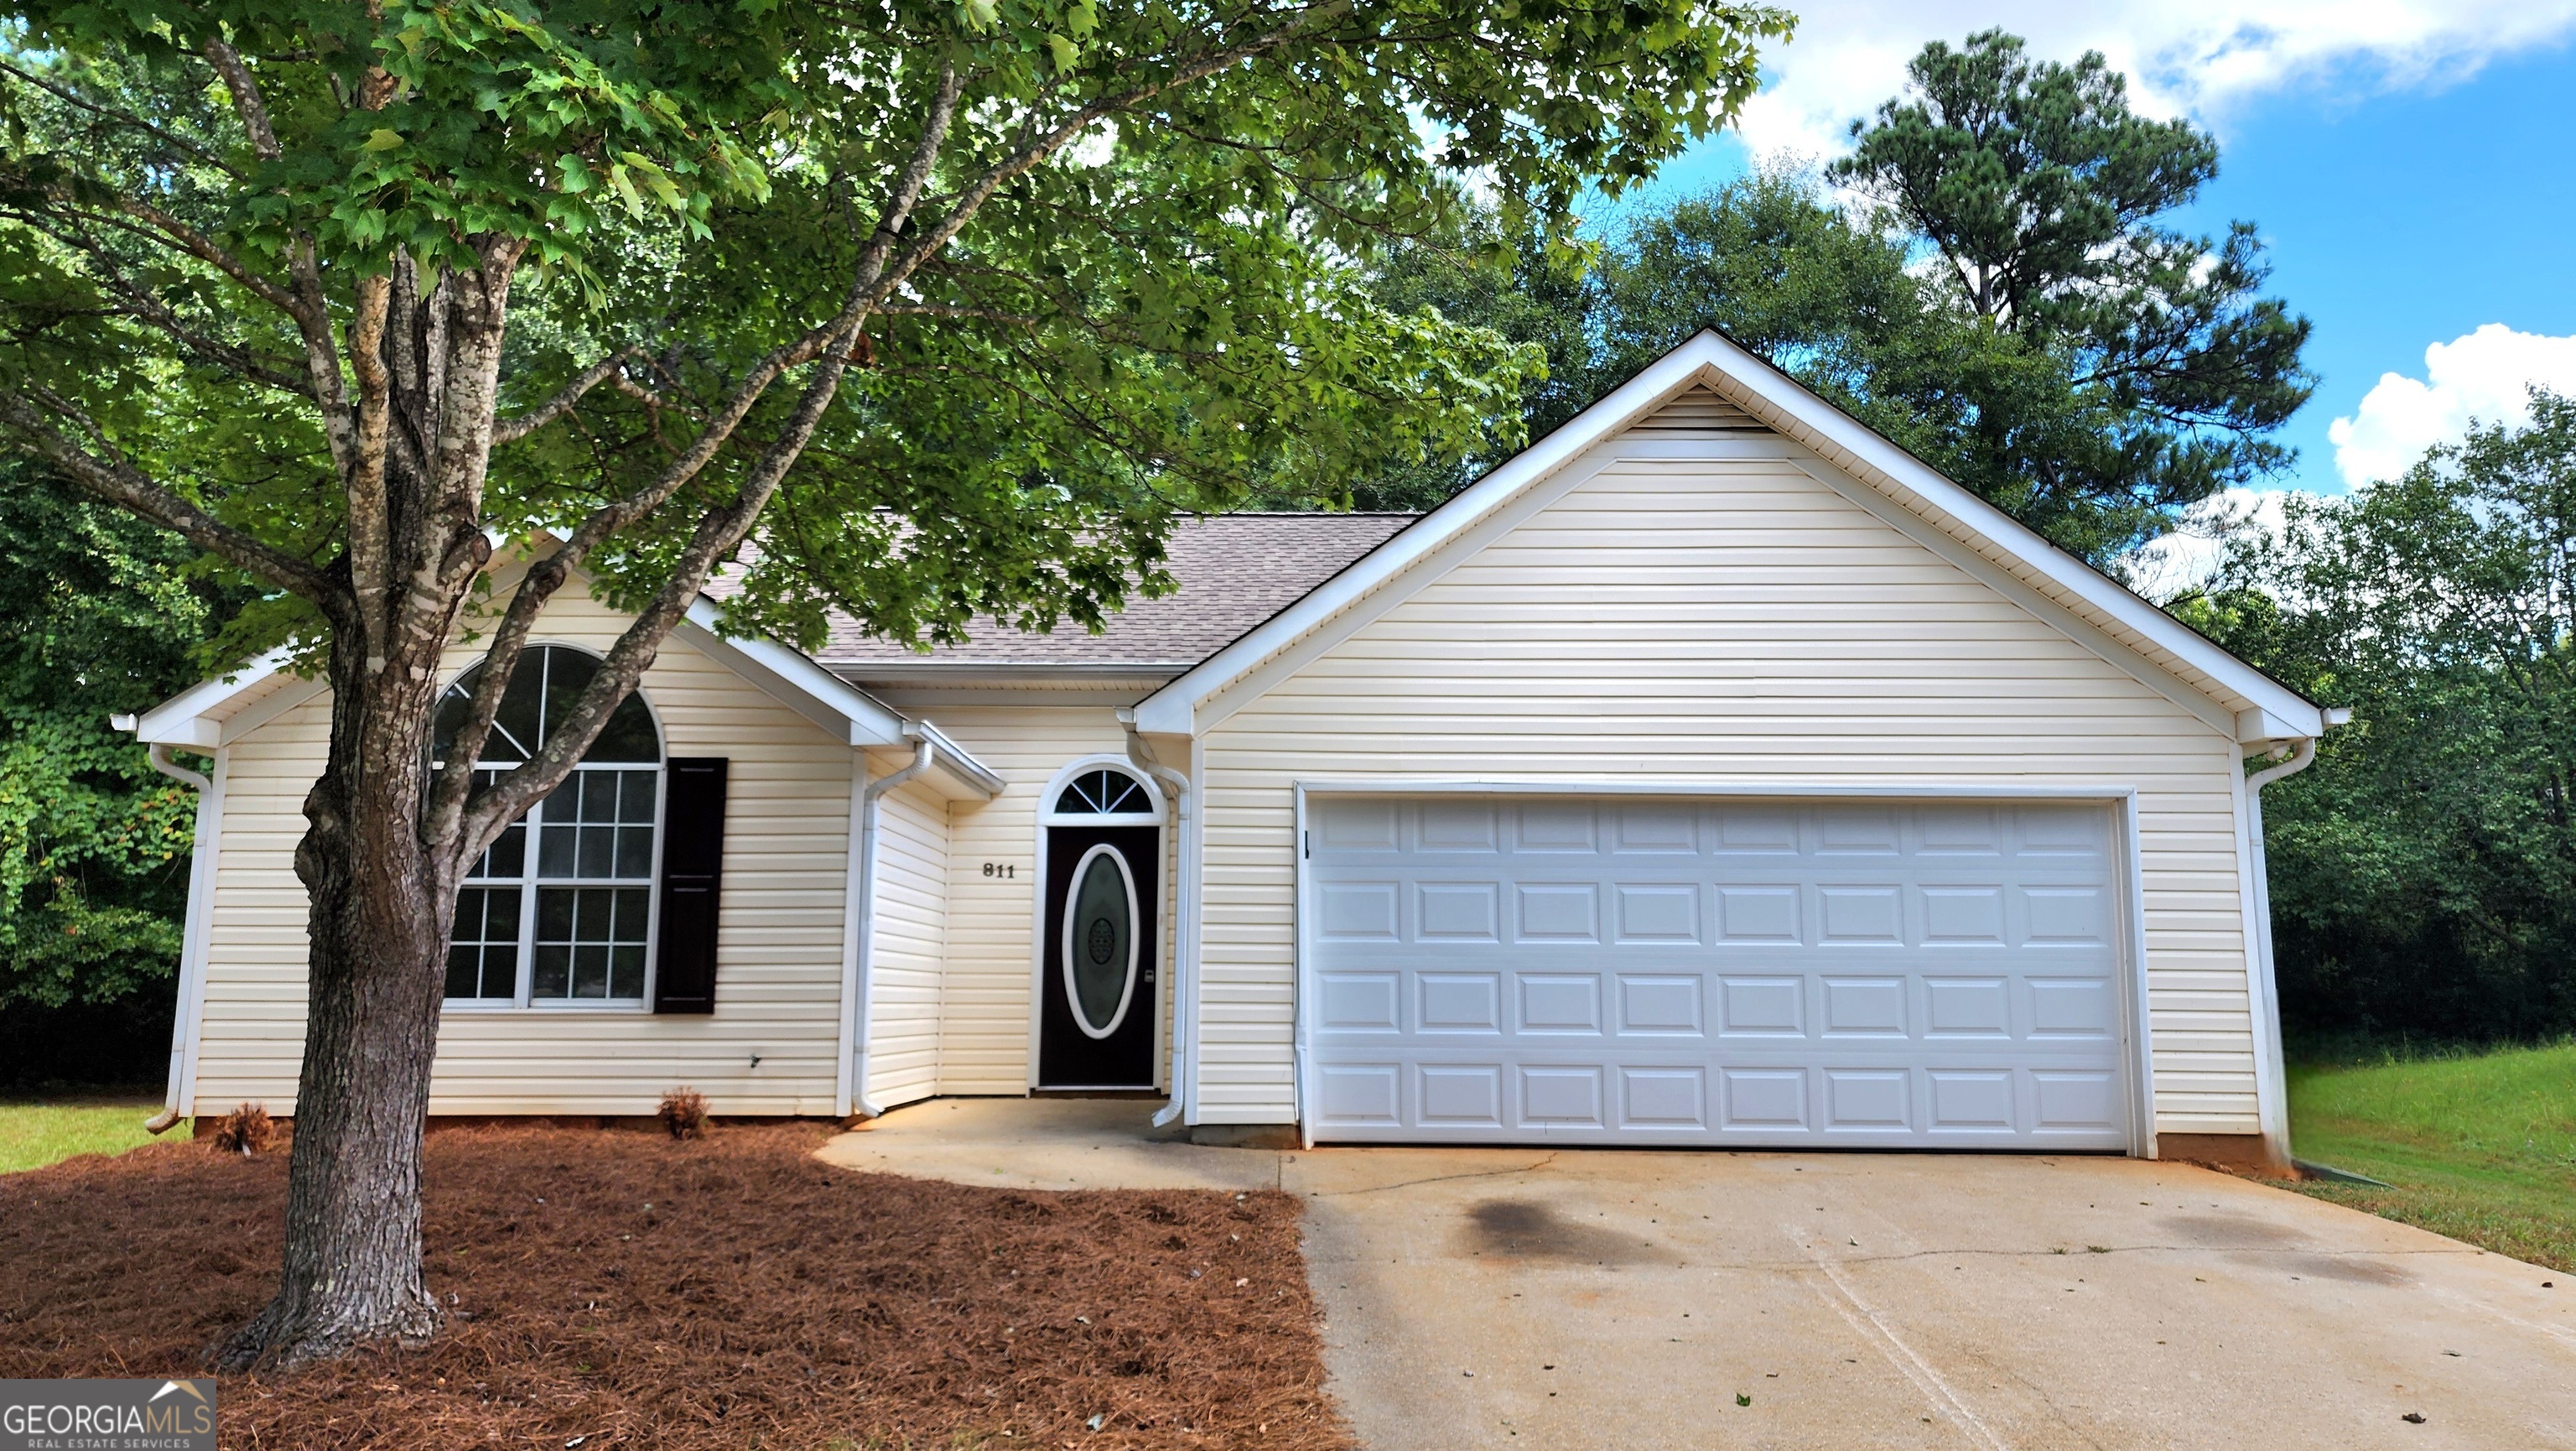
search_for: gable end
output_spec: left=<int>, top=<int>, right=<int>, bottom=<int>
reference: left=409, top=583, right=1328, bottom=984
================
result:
left=1618, top=383, right=1770, bottom=438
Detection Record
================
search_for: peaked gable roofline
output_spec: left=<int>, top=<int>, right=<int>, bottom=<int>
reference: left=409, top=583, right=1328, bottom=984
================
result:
left=127, top=544, right=1004, bottom=791
left=1134, top=330, right=2329, bottom=741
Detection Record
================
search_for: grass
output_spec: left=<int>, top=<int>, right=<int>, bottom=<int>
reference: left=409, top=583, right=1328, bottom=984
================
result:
left=0, top=1096, right=174, bottom=1175
left=2288, top=1039, right=2576, bottom=1272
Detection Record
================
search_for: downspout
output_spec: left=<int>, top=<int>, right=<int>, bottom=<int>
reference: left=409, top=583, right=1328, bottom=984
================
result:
left=1117, top=709, right=1193, bottom=1130
left=2243, top=732, right=2323, bottom=1167
left=119, top=728, right=213, bottom=1136
left=848, top=726, right=935, bottom=1118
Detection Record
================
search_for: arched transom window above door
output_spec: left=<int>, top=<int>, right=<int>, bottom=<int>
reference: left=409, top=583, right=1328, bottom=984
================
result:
left=1051, top=767, right=1156, bottom=819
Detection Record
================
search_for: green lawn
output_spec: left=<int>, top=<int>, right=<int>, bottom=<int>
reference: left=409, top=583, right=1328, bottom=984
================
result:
left=2288, top=1040, right=2576, bottom=1273
left=0, top=1098, right=176, bottom=1175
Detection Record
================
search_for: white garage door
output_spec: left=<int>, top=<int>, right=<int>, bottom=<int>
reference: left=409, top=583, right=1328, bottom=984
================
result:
left=1304, top=796, right=2132, bottom=1149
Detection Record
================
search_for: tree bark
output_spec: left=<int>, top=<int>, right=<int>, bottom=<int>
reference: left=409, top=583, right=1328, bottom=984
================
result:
left=214, top=612, right=454, bottom=1368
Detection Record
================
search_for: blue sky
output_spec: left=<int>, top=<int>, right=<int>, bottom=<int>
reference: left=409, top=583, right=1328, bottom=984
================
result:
left=2184, top=42, right=2576, bottom=492
left=1587, top=6, right=2576, bottom=502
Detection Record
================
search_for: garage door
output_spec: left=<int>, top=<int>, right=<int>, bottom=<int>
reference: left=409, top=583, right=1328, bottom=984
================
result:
left=1304, top=796, right=2132, bottom=1148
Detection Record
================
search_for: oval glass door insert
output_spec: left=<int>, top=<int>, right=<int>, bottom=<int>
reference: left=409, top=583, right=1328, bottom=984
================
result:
left=1062, top=844, right=1139, bottom=1038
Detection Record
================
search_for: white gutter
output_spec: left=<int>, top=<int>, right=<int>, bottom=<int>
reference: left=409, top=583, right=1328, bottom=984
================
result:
left=116, top=721, right=219, bottom=1136
left=1118, top=709, right=1196, bottom=1129
left=2240, top=710, right=2345, bottom=1165
left=842, top=726, right=937, bottom=1117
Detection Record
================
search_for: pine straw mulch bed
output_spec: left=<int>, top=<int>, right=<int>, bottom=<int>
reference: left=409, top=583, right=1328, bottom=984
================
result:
left=0, top=1121, right=1349, bottom=1450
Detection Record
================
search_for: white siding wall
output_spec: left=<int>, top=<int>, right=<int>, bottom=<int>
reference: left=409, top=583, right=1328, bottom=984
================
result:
left=922, top=705, right=1176, bottom=1095
left=863, top=768, right=951, bottom=1108
left=190, top=576, right=857, bottom=1117
left=1192, top=433, right=2261, bottom=1134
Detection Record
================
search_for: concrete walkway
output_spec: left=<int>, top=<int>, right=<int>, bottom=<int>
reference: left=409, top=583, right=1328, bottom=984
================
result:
left=818, top=1099, right=2576, bottom=1449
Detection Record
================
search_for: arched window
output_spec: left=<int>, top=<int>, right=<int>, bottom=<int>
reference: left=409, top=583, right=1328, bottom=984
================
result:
left=432, top=646, right=662, bottom=1006
left=1052, top=767, right=1153, bottom=817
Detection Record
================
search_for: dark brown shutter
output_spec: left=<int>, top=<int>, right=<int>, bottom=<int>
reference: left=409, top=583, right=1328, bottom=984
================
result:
left=654, top=757, right=727, bottom=1014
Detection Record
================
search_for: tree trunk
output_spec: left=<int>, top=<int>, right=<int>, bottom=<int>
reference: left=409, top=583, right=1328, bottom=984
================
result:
left=215, top=617, right=454, bottom=1368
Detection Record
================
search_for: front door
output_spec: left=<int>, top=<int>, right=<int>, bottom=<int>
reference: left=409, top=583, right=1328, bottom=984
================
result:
left=1038, top=824, right=1159, bottom=1088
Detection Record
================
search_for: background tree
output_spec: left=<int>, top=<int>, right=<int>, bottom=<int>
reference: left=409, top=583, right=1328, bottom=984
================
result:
left=0, top=0, right=1789, bottom=1365
left=2179, top=394, right=2576, bottom=1047
left=1830, top=29, right=2313, bottom=559
left=0, top=466, right=246, bottom=1084
left=1348, top=34, right=2314, bottom=568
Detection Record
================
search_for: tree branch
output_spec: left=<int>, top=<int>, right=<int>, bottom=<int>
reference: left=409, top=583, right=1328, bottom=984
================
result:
left=610, top=371, right=706, bottom=420
left=873, top=303, right=1042, bottom=326
left=0, top=388, right=335, bottom=601
left=195, top=39, right=360, bottom=476
left=199, top=39, right=282, bottom=161
left=0, top=58, right=236, bottom=174
left=434, top=19, right=1345, bottom=857
left=458, top=319, right=867, bottom=854
left=868, top=3, right=1353, bottom=308
left=344, top=270, right=394, bottom=670
left=492, top=346, right=639, bottom=446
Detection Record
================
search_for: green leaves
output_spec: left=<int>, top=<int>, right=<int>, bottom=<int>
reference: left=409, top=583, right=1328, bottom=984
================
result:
left=1, top=0, right=1794, bottom=728
left=0, top=473, right=240, bottom=1010
left=2197, top=395, right=2576, bottom=1044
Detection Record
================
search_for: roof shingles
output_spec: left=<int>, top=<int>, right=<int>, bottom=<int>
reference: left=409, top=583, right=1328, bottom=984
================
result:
left=813, top=512, right=1415, bottom=670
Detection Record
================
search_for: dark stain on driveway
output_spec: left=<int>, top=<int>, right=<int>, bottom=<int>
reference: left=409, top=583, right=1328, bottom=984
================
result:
left=2282, top=1254, right=2415, bottom=1287
left=1462, top=1199, right=1654, bottom=1265
left=2158, top=1214, right=2308, bottom=1250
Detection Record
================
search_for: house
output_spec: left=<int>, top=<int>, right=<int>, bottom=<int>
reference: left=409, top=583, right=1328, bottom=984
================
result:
left=127, top=331, right=2339, bottom=1169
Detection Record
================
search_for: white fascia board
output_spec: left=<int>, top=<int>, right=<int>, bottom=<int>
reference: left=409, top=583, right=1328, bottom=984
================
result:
left=1135, top=328, right=2326, bottom=741
left=1131, top=340, right=1725, bottom=736
left=679, top=597, right=910, bottom=747
left=132, top=647, right=296, bottom=747
left=1682, top=332, right=2327, bottom=736
left=2234, top=706, right=2313, bottom=744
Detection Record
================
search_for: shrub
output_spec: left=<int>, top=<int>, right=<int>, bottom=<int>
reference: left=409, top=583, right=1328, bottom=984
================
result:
left=657, top=1087, right=709, bottom=1141
left=211, top=1103, right=276, bottom=1156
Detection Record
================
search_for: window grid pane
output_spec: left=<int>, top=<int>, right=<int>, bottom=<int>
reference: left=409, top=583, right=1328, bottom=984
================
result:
left=1053, top=768, right=1150, bottom=816
left=538, top=768, right=657, bottom=884
left=464, top=769, right=527, bottom=881
left=445, top=887, right=522, bottom=999
left=532, top=886, right=651, bottom=1001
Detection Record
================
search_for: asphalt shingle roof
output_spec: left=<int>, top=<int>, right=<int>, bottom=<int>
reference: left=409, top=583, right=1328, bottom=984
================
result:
left=813, top=512, right=1417, bottom=671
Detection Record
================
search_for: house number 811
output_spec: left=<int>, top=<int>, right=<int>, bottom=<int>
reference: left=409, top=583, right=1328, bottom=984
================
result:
left=981, top=862, right=1017, bottom=878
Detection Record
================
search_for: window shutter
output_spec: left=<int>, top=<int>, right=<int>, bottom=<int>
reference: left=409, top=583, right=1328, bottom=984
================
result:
left=654, top=757, right=728, bottom=1014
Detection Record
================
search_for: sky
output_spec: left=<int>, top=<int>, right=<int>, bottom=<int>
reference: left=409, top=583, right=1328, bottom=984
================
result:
left=1587, top=2, right=2576, bottom=578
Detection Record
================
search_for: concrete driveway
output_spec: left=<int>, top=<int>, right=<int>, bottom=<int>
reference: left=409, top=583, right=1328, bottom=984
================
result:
left=820, top=1100, right=2576, bottom=1449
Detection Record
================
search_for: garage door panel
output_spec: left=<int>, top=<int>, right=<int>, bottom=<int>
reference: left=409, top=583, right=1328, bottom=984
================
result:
left=1617, top=975, right=1705, bottom=1034
left=1306, top=796, right=2132, bottom=1149
left=1614, top=883, right=1701, bottom=943
left=1418, top=973, right=1501, bottom=1032
left=1514, top=882, right=1602, bottom=941
left=1317, top=970, right=1400, bottom=1032
left=1518, top=973, right=1604, bottom=1032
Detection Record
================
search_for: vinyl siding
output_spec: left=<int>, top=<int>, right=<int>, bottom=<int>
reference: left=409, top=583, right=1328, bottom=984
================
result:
left=863, top=768, right=951, bottom=1109
left=920, top=705, right=1176, bottom=1095
left=1192, top=426, right=2262, bottom=1134
left=190, top=575, right=857, bottom=1117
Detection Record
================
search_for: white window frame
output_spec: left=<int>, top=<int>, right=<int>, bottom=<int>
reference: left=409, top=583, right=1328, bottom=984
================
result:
left=439, top=642, right=668, bottom=1014
left=1041, top=762, right=1165, bottom=824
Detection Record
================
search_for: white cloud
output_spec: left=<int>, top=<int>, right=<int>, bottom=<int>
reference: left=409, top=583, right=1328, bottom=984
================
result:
left=1727, top=3, right=2576, bottom=165
left=2125, top=486, right=2292, bottom=602
left=2326, top=325, right=2576, bottom=486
